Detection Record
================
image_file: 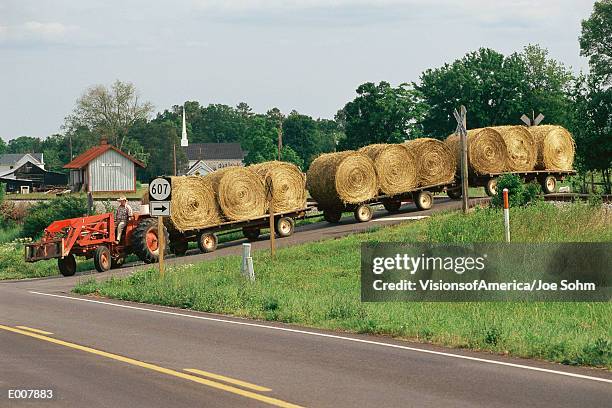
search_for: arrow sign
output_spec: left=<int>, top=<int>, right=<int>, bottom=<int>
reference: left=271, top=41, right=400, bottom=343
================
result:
left=150, top=201, right=171, bottom=217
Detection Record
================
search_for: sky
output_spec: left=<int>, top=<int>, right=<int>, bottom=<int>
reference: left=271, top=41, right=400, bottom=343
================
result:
left=0, top=0, right=596, bottom=141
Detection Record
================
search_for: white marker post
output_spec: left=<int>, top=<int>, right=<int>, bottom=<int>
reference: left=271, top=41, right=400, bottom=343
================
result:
left=503, top=188, right=510, bottom=242
left=241, top=243, right=255, bottom=282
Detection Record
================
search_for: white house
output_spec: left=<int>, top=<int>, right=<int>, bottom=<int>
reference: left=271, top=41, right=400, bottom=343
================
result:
left=0, top=153, right=44, bottom=175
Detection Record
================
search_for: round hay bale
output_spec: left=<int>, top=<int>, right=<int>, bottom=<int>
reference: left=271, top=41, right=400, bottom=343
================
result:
left=491, top=126, right=536, bottom=171
left=358, top=144, right=417, bottom=195
left=306, top=151, right=378, bottom=208
left=528, top=125, right=575, bottom=170
left=404, top=138, right=456, bottom=186
left=169, top=176, right=221, bottom=232
left=445, top=128, right=507, bottom=174
left=209, top=166, right=266, bottom=221
left=249, top=161, right=306, bottom=212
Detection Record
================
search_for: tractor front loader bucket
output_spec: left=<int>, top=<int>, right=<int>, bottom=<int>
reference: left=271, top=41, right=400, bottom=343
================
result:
left=25, top=239, right=64, bottom=262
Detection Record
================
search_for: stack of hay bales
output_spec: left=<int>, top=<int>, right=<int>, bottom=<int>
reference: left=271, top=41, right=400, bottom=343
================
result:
left=404, top=138, right=456, bottom=185
left=170, top=176, right=221, bottom=232
left=249, top=161, right=306, bottom=212
left=359, top=144, right=417, bottom=195
left=445, top=128, right=508, bottom=174
left=527, top=125, right=575, bottom=170
left=306, top=151, right=378, bottom=208
left=209, top=166, right=267, bottom=221
left=491, top=126, right=537, bottom=171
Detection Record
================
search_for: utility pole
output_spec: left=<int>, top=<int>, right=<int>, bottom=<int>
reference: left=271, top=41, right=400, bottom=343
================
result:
left=453, top=105, right=469, bottom=214
left=277, top=119, right=283, bottom=161
left=173, top=144, right=177, bottom=176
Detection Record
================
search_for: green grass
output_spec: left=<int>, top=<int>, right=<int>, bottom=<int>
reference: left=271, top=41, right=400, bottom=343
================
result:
left=74, top=202, right=612, bottom=368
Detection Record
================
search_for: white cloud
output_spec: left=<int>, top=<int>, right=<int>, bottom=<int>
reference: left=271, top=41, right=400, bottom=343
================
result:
left=23, top=21, right=74, bottom=36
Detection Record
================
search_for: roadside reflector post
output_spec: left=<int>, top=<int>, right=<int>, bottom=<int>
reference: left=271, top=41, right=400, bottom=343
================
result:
left=265, top=176, right=275, bottom=259
left=158, top=216, right=165, bottom=277
left=241, top=243, right=255, bottom=281
left=503, top=188, right=510, bottom=242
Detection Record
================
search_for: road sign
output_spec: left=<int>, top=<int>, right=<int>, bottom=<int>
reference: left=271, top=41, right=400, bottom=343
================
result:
left=265, top=176, right=274, bottom=202
left=149, top=177, right=171, bottom=201
left=150, top=201, right=171, bottom=217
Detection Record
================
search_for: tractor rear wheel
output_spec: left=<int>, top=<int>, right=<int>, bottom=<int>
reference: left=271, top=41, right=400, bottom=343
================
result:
left=94, top=246, right=111, bottom=272
left=58, top=254, right=77, bottom=277
left=132, top=217, right=169, bottom=264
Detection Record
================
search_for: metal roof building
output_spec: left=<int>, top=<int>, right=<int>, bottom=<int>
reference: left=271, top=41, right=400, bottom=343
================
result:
left=64, top=140, right=145, bottom=193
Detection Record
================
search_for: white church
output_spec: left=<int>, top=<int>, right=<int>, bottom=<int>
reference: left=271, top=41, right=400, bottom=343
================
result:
left=179, top=107, right=245, bottom=176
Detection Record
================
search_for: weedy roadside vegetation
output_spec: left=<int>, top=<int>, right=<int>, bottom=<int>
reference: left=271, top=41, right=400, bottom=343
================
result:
left=75, top=202, right=612, bottom=368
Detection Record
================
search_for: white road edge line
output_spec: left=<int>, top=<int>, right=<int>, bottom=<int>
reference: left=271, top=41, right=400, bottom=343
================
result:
left=28, top=290, right=611, bottom=384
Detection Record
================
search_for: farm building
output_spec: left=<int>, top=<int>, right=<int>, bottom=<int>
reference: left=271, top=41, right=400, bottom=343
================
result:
left=183, top=143, right=245, bottom=176
left=0, top=153, right=67, bottom=193
left=64, top=140, right=145, bottom=192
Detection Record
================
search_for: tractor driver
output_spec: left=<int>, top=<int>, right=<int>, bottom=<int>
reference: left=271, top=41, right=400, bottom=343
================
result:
left=115, top=196, right=133, bottom=244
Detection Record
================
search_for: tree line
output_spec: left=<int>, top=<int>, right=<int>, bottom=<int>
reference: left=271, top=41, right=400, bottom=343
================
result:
left=1, top=1, right=609, bottom=190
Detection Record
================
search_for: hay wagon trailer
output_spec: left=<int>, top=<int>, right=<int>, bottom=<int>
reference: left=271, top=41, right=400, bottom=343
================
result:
left=318, top=180, right=459, bottom=224
left=166, top=205, right=317, bottom=255
left=446, top=170, right=577, bottom=198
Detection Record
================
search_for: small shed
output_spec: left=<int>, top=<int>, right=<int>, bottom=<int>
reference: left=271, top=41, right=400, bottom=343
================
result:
left=64, top=140, right=145, bottom=193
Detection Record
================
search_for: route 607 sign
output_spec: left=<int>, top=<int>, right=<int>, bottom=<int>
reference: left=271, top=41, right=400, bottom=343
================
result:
left=149, top=177, right=171, bottom=201
left=149, top=177, right=172, bottom=216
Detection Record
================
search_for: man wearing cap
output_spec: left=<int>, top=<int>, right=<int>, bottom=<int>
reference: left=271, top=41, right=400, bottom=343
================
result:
left=115, top=196, right=133, bottom=244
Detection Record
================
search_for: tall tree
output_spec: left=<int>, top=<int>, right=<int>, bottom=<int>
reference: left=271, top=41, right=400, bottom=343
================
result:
left=65, top=80, right=154, bottom=149
left=580, top=0, right=612, bottom=86
left=340, top=81, right=427, bottom=149
left=416, top=47, right=573, bottom=136
left=0, top=138, right=6, bottom=155
left=282, top=112, right=322, bottom=167
left=573, top=1, right=612, bottom=192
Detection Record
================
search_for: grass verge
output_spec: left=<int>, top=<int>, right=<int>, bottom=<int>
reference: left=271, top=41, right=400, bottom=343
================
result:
left=74, top=202, right=612, bottom=368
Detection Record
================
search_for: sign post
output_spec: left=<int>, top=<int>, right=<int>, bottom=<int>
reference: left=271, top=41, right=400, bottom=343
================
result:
left=149, top=177, right=172, bottom=277
left=265, top=176, right=275, bottom=258
left=453, top=106, right=469, bottom=214
left=503, top=188, right=510, bottom=242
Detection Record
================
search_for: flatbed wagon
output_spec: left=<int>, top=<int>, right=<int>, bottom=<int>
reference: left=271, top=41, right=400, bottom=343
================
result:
left=166, top=205, right=317, bottom=256
left=317, top=180, right=458, bottom=224
left=447, top=170, right=577, bottom=198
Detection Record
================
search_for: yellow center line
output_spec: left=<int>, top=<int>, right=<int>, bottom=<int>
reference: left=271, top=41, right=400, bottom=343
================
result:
left=0, top=324, right=303, bottom=408
left=15, top=326, right=54, bottom=335
left=184, top=368, right=272, bottom=392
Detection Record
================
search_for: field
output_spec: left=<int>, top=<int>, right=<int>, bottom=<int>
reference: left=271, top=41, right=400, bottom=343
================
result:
left=74, top=202, right=612, bottom=368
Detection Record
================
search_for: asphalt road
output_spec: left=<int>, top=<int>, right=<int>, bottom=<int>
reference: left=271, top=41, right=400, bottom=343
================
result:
left=1, top=198, right=611, bottom=407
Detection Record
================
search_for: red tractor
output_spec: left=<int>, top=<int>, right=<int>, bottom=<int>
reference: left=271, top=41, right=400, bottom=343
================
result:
left=24, top=212, right=169, bottom=276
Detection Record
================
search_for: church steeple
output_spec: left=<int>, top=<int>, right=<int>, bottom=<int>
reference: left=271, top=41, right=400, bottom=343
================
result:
left=180, top=105, right=188, bottom=147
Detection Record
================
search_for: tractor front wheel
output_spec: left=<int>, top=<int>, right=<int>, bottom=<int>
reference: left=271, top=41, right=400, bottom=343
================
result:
left=94, top=246, right=111, bottom=272
left=58, top=254, right=77, bottom=277
left=132, top=217, right=169, bottom=264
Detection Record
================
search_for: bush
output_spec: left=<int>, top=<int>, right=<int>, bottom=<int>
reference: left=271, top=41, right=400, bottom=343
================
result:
left=22, top=195, right=89, bottom=238
left=491, top=174, right=541, bottom=208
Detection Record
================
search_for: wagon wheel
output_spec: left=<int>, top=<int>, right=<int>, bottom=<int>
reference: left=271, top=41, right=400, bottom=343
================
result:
left=447, top=187, right=462, bottom=200
left=197, top=232, right=218, bottom=253
left=242, top=227, right=261, bottom=242
left=485, top=178, right=498, bottom=197
left=323, top=209, right=342, bottom=224
left=58, top=254, right=77, bottom=277
left=382, top=198, right=402, bottom=213
left=354, top=204, right=373, bottom=222
left=94, top=246, right=111, bottom=273
left=275, top=217, right=295, bottom=237
left=413, top=191, right=434, bottom=211
left=541, top=175, right=557, bottom=194
left=132, top=217, right=169, bottom=264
